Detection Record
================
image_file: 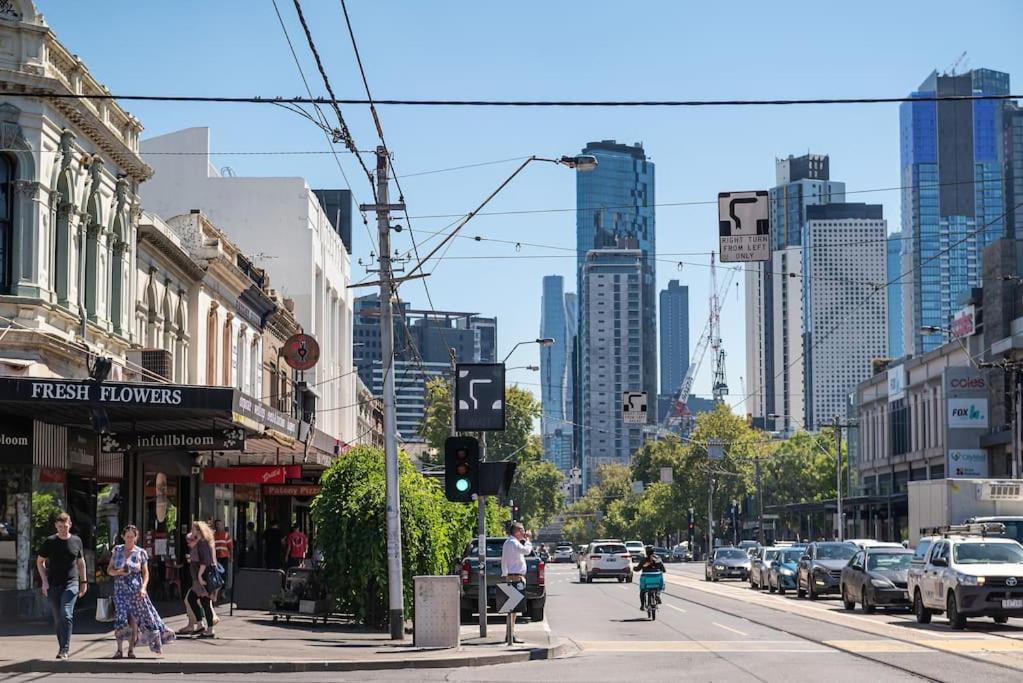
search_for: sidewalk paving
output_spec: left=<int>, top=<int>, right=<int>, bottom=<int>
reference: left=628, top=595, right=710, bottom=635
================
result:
left=0, top=607, right=571, bottom=674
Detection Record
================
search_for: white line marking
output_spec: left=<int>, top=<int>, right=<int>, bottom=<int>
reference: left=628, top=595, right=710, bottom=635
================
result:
left=666, top=604, right=687, bottom=613
left=712, top=622, right=748, bottom=636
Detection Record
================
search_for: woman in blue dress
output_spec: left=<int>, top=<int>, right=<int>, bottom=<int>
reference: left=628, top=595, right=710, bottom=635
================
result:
left=107, top=524, right=175, bottom=657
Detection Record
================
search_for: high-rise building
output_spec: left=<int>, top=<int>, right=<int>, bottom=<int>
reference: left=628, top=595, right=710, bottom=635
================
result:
left=887, top=232, right=906, bottom=359
left=659, top=280, right=690, bottom=397
left=900, top=68, right=1010, bottom=355
left=579, top=248, right=646, bottom=489
left=576, top=140, right=657, bottom=433
left=540, top=275, right=573, bottom=473
left=803, top=203, right=889, bottom=428
left=745, top=154, right=845, bottom=427
left=1005, top=103, right=1023, bottom=240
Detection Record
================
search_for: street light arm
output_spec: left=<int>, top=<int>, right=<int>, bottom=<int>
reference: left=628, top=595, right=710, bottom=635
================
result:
left=502, top=340, right=530, bottom=364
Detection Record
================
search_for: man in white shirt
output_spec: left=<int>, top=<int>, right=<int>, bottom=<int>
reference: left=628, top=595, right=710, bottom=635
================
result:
left=501, top=522, right=533, bottom=641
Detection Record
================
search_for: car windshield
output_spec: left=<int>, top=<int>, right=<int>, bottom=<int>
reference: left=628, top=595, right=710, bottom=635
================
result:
left=556, top=545, right=572, bottom=551
left=468, top=540, right=510, bottom=558
left=954, top=542, right=1023, bottom=564
left=594, top=545, right=627, bottom=554
left=816, top=544, right=857, bottom=560
left=779, top=549, right=804, bottom=563
left=716, top=549, right=746, bottom=560
left=763, top=549, right=780, bottom=562
left=867, top=553, right=913, bottom=570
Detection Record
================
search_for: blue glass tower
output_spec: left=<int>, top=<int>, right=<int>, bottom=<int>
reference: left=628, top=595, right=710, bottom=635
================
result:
left=575, top=140, right=656, bottom=435
left=659, top=279, right=690, bottom=396
left=887, top=232, right=905, bottom=359
left=900, top=68, right=1009, bottom=355
left=540, top=275, right=572, bottom=474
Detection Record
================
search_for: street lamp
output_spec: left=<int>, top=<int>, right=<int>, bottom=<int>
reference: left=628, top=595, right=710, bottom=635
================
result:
left=507, top=365, right=540, bottom=371
left=503, top=337, right=555, bottom=364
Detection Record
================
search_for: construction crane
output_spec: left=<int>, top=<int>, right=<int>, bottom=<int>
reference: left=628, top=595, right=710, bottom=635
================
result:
left=664, top=251, right=735, bottom=432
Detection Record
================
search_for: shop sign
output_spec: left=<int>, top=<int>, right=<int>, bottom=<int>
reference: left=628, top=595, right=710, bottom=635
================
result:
left=264, top=484, right=322, bottom=497
left=201, top=465, right=301, bottom=485
left=68, top=429, right=96, bottom=470
left=233, top=392, right=299, bottom=436
left=944, top=367, right=987, bottom=396
left=948, top=449, right=989, bottom=478
left=887, top=365, right=907, bottom=403
left=0, top=418, right=31, bottom=465
left=951, top=305, right=976, bottom=338
left=0, top=377, right=233, bottom=409
left=948, top=398, right=988, bottom=429
left=100, top=428, right=245, bottom=453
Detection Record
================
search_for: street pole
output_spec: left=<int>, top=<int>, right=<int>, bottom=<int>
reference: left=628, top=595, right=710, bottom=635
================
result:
left=707, top=475, right=714, bottom=556
left=833, top=416, right=843, bottom=542
left=366, top=146, right=406, bottom=640
left=755, top=453, right=765, bottom=546
left=1014, top=368, right=1021, bottom=479
left=478, top=433, right=487, bottom=637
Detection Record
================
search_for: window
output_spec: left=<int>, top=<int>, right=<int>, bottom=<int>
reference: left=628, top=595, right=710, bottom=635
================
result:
left=222, top=314, right=233, bottom=386
left=205, top=306, right=218, bottom=384
left=0, top=155, right=13, bottom=293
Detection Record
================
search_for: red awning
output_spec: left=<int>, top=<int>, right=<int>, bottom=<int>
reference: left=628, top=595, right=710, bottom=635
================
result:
left=201, top=465, right=302, bottom=485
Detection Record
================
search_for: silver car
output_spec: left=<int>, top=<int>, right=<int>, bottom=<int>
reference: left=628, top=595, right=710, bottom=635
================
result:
left=749, top=547, right=780, bottom=590
left=705, top=547, right=751, bottom=581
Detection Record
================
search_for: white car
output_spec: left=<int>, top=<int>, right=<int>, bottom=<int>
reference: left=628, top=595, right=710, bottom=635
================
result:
left=579, top=541, right=634, bottom=583
left=625, top=541, right=646, bottom=561
left=553, top=544, right=574, bottom=563
left=848, top=538, right=904, bottom=550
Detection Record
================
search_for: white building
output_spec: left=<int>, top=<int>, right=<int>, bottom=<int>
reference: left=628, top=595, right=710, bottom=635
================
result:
left=803, top=204, right=888, bottom=428
left=770, top=245, right=805, bottom=434
left=139, top=128, right=356, bottom=444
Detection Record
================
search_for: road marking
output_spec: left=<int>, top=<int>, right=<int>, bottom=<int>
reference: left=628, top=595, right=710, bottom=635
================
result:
left=823, top=639, right=927, bottom=653
left=712, top=622, right=748, bottom=636
left=577, top=640, right=825, bottom=653
left=666, top=604, right=687, bottom=613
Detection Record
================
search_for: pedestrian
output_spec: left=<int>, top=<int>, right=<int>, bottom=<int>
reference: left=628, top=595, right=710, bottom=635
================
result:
left=184, top=521, right=218, bottom=638
left=244, top=521, right=258, bottom=567
left=213, top=519, right=234, bottom=602
left=285, top=524, right=308, bottom=569
left=263, top=520, right=283, bottom=569
left=178, top=530, right=218, bottom=636
left=35, top=512, right=86, bottom=660
left=500, top=522, right=532, bottom=644
left=107, top=524, right=175, bottom=658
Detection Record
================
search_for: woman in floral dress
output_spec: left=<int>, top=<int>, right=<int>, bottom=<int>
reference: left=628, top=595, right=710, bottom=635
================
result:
left=107, top=524, right=175, bottom=657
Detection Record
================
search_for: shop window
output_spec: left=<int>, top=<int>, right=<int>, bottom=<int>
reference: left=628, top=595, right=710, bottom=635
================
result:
left=0, top=467, right=31, bottom=590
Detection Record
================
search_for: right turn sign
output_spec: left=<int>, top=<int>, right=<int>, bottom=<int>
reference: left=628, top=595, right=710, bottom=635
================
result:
left=718, top=191, right=769, bottom=262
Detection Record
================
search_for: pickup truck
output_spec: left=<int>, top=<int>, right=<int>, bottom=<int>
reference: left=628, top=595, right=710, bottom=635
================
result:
left=458, top=537, right=546, bottom=622
left=908, top=528, right=1023, bottom=628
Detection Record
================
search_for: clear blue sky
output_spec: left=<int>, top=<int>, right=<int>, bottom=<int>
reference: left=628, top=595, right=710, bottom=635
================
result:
left=36, top=0, right=1023, bottom=406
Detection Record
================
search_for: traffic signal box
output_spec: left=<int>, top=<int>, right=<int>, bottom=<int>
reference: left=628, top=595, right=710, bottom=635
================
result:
left=444, top=436, right=480, bottom=502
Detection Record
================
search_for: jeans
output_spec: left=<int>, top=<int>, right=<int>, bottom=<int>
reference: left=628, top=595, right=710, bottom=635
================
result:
left=48, top=580, right=79, bottom=652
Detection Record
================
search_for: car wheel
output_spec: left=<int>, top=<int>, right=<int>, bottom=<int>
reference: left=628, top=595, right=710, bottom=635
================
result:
left=778, top=584, right=786, bottom=595
left=769, top=577, right=777, bottom=594
left=947, top=591, right=966, bottom=629
left=913, top=590, right=931, bottom=624
left=841, top=585, right=855, bottom=611
left=626, top=574, right=633, bottom=584
left=586, top=574, right=593, bottom=584
left=528, top=603, right=545, bottom=622
left=808, top=579, right=817, bottom=601
left=618, top=576, right=625, bottom=583
left=705, top=569, right=711, bottom=582
left=994, top=616, right=1009, bottom=624
left=796, top=575, right=806, bottom=598
left=862, top=586, right=875, bottom=614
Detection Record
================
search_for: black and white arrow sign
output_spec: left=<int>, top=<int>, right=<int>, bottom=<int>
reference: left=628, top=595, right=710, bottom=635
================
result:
left=496, top=581, right=525, bottom=613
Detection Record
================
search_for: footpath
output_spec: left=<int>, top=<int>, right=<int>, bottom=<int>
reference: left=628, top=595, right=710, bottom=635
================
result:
left=0, top=607, right=571, bottom=674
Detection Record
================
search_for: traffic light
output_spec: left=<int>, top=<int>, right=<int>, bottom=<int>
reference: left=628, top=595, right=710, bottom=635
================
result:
left=444, top=436, right=480, bottom=502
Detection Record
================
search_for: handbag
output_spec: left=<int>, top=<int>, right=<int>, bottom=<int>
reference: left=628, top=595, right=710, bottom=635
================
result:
left=205, top=563, right=225, bottom=591
left=96, top=596, right=114, bottom=622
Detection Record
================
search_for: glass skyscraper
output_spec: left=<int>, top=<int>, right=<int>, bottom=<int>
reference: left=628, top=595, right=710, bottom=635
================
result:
left=887, top=232, right=905, bottom=359
left=540, top=275, right=573, bottom=474
left=659, top=279, right=690, bottom=397
left=900, top=68, right=1010, bottom=355
left=575, top=140, right=656, bottom=446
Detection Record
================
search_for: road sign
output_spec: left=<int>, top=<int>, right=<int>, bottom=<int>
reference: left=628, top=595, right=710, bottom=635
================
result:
left=282, top=333, right=320, bottom=371
left=569, top=467, right=582, bottom=485
left=718, top=191, right=769, bottom=263
left=455, top=363, right=506, bottom=431
left=708, top=439, right=724, bottom=460
left=660, top=466, right=674, bottom=484
left=622, top=391, right=648, bottom=424
left=496, top=581, right=525, bottom=613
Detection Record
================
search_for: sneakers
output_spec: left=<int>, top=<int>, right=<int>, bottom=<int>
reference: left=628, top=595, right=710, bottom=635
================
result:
left=56, top=650, right=68, bottom=660
left=198, top=629, right=216, bottom=639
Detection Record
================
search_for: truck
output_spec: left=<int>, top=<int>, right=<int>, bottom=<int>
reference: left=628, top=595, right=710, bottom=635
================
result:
left=458, top=537, right=546, bottom=622
left=908, top=479, right=1023, bottom=546
left=907, top=523, right=1023, bottom=628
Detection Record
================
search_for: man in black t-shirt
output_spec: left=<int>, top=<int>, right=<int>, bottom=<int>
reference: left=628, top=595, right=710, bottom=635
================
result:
left=35, top=512, right=87, bottom=660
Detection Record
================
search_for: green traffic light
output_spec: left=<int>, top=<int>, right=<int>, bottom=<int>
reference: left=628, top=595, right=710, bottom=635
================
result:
left=456, top=478, right=470, bottom=492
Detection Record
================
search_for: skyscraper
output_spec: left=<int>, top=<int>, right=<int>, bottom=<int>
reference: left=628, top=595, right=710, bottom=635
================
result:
left=659, top=280, right=690, bottom=398
left=887, top=232, right=905, bottom=359
left=1005, top=102, right=1023, bottom=240
left=540, top=275, right=573, bottom=474
left=900, top=68, right=1010, bottom=355
left=576, top=140, right=656, bottom=421
left=579, top=247, right=646, bottom=490
left=746, top=154, right=845, bottom=426
left=803, top=203, right=889, bottom=428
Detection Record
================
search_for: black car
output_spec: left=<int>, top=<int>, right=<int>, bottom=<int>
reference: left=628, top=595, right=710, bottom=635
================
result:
left=797, top=542, right=857, bottom=599
left=840, top=546, right=913, bottom=613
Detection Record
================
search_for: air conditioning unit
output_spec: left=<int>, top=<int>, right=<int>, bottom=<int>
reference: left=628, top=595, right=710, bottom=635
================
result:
left=126, top=348, right=173, bottom=382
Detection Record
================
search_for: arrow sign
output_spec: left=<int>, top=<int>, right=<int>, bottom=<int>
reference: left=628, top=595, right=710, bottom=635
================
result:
left=495, top=581, right=525, bottom=613
left=718, top=190, right=769, bottom=262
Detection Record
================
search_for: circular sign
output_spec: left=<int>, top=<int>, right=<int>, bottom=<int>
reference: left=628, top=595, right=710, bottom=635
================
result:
left=283, top=333, right=320, bottom=371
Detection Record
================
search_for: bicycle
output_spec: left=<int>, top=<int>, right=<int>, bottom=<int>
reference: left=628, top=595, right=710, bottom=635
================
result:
left=640, top=571, right=664, bottom=621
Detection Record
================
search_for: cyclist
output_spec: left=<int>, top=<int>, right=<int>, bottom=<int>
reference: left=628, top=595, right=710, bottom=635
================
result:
left=636, top=545, right=664, bottom=610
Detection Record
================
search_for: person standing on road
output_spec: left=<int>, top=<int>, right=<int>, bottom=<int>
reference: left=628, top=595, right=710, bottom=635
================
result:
left=285, top=524, right=308, bottom=569
left=35, top=512, right=86, bottom=661
left=213, top=519, right=234, bottom=602
left=500, top=522, right=532, bottom=643
left=108, top=524, right=175, bottom=657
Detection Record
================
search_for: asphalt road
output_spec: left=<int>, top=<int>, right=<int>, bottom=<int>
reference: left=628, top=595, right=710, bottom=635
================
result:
left=8, top=562, right=1023, bottom=682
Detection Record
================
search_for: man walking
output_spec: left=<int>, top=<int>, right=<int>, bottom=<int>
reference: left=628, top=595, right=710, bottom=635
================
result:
left=213, top=519, right=234, bottom=602
left=36, top=512, right=87, bottom=660
left=500, top=522, right=532, bottom=644
left=285, top=524, right=308, bottom=569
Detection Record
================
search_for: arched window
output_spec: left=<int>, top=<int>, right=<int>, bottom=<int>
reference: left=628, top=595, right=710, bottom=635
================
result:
left=250, top=335, right=260, bottom=396
left=0, top=154, right=13, bottom=293
left=109, top=215, right=126, bottom=334
left=222, top=313, right=233, bottom=386
left=205, top=304, right=218, bottom=385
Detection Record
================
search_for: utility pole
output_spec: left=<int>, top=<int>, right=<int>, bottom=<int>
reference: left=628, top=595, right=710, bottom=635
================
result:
left=363, top=146, right=407, bottom=640
left=707, top=475, right=714, bottom=556
left=1014, top=367, right=1021, bottom=479
left=477, top=434, right=487, bottom=637
left=833, top=416, right=843, bottom=542
left=755, top=453, right=765, bottom=546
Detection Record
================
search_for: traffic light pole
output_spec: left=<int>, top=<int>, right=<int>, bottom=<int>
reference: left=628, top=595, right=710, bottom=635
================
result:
left=478, top=433, right=487, bottom=637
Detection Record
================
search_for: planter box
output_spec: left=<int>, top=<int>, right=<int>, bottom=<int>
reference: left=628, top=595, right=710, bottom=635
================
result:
left=299, top=599, right=329, bottom=614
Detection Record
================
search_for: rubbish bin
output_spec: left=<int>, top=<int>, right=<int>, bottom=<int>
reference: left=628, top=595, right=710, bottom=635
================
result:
left=413, top=575, right=461, bottom=648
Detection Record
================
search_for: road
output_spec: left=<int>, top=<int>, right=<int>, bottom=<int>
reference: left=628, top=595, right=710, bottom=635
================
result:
left=8, top=562, right=1023, bottom=682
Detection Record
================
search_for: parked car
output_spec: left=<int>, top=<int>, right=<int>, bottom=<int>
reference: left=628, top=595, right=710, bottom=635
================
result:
left=908, top=525, right=1023, bottom=628
left=652, top=547, right=671, bottom=563
left=767, top=547, right=805, bottom=594
left=625, top=540, right=647, bottom=561
left=671, top=543, right=693, bottom=562
left=579, top=541, right=634, bottom=583
left=459, top=537, right=545, bottom=622
left=705, top=547, right=751, bottom=581
left=797, top=542, right=858, bottom=600
left=553, top=543, right=575, bottom=563
left=750, top=547, right=781, bottom=590
left=847, top=538, right=904, bottom=550
left=840, top=546, right=914, bottom=613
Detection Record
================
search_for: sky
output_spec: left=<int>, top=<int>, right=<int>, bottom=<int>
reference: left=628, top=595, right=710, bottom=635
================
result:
left=33, top=0, right=1023, bottom=409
